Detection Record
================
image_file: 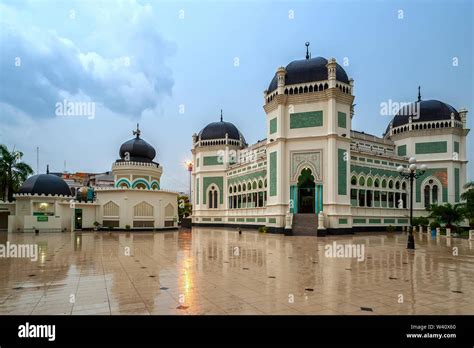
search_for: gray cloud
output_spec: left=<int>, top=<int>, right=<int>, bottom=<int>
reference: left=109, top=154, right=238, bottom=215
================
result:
left=0, top=2, right=175, bottom=119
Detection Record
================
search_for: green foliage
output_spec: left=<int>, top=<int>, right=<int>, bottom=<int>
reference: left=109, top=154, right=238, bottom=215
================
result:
left=178, top=195, right=192, bottom=222
left=428, top=203, right=464, bottom=228
left=429, top=221, right=440, bottom=230
left=125, top=224, right=131, bottom=230
left=412, top=216, right=429, bottom=226
left=460, top=181, right=474, bottom=227
left=386, top=225, right=395, bottom=233
left=0, top=144, right=34, bottom=201
left=258, top=226, right=268, bottom=233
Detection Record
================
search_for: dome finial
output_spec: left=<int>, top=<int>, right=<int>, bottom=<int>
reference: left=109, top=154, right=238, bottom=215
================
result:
left=418, top=86, right=421, bottom=102
left=220, top=109, right=223, bottom=122
left=46, top=164, right=49, bottom=175
left=133, top=123, right=141, bottom=138
left=305, top=42, right=310, bottom=60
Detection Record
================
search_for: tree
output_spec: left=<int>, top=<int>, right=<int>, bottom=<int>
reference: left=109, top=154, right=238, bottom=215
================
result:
left=412, top=216, right=429, bottom=226
left=460, top=181, right=474, bottom=227
left=427, top=203, right=464, bottom=229
left=0, top=144, right=34, bottom=201
left=177, top=195, right=192, bottom=222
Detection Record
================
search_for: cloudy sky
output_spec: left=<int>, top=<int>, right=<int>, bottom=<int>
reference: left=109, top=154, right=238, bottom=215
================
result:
left=0, top=0, right=472, bottom=191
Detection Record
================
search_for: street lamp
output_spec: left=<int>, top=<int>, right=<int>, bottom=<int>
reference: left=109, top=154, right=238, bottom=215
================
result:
left=397, top=157, right=427, bottom=250
left=184, top=160, right=193, bottom=203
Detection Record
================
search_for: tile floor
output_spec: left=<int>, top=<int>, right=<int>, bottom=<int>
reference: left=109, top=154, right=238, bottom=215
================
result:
left=0, top=228, right=473, bottom=315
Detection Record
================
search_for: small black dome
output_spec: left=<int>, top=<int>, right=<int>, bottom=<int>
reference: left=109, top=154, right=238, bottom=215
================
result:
left=267, top=57, right=349, bottom=93
left=199, top=120, right=245, bottom=142
left=389, top=99, right=460, bottom=129
left=119, top=136, right=156, bottom=163
left=19, top=174, right=72, bottom=196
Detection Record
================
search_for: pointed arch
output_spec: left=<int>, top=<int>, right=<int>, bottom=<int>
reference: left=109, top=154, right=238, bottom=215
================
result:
left=134, top=201, right=153, bottom=217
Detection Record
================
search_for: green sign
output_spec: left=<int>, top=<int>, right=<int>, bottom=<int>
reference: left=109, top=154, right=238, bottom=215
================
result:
left=37, top=216, right=48, bottom=222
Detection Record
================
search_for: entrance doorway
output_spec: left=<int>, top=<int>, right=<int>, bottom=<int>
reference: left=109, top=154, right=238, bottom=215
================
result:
left=0, top=212, right=9, bottom=231
left=74, top=209, right=83, bottom=229
left=297, top=168, right=315, bottom=214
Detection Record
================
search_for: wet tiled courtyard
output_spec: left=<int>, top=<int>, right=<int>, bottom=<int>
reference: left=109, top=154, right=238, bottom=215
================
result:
left=0, top=228, right=473, bottom=315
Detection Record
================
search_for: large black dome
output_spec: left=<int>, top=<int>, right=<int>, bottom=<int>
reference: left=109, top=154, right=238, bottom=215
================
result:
left=19, top=174, right=72, bottom=196
left=267, top=57, right=349, bottom=93
left=390, top=99, right=460, bottom=128
left=119, top=136, right=156, bottom=162
left=198, top=120, right=245, bottom=142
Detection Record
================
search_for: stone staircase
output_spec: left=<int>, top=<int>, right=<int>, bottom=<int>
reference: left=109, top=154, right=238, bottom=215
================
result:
left=292, top=213, right=318, bottom=236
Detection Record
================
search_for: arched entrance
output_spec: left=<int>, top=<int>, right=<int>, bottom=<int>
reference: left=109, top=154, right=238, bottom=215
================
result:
left=297, top=168, right=315, bottom=214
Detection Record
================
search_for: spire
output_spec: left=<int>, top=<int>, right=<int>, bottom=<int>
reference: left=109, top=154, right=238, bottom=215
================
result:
left=133, top=123, right=141, bottom=138
left=417, top=86, right=421, bottom=102
left=220, top=109, right=223, bottom=122
left=305, top=42, right=310, bottom=60
left=46, top=164, right=49, bottom=175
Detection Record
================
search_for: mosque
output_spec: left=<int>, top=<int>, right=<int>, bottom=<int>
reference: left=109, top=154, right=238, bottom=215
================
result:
left=0, top=127, right=179, bottom=232
left=190, top=44, right=469, bottom=235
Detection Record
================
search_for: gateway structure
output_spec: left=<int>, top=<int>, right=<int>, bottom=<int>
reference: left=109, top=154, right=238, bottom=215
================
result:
left=190, top=47, right=469, bottom=234
left=1, top=126, right=179, bottom=232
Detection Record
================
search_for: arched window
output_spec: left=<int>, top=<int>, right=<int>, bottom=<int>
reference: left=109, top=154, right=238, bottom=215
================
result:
left=374, top=179, right=380, bottom=188
left=258, top=180, right=263, bottom=189
left=402, top=181, right=406, bottom=190
left=388, top=180, right=394, bottom=189
left=208, top=186, right=218, bottom=209
left=359, top=177, right=365, bottom=186
left=247, top=182, right=251, bottom=191
left=252, top=181, right=257, bottom=190
left=424, top=185, right=431, bottom=208
left=432, top=185, right=438, bottom=204
left=395, top=181, right=400, bottom=190
left=367, top=178, right=373, bottom=187
left=229, top=186, right=233, bottom=194
left=351, top=176, right=357, bottom=185
left=208, top=190, right=213, bottom=209
left=381, top=179, right=387, bottom=188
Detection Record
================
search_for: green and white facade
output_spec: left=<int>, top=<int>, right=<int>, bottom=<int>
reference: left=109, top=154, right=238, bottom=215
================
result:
left=190, top=54, right=469, bottom=234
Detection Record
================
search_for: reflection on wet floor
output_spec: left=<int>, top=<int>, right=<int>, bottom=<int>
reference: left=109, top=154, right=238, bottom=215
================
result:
left=0, top=228, right=473, bottom=315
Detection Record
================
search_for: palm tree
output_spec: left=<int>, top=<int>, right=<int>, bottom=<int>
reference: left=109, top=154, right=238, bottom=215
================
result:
left=0, top=144, right=34, bottom=201
left=427, top=203, right=464, bottom=229
left=461, top=181, right=474, bottom=227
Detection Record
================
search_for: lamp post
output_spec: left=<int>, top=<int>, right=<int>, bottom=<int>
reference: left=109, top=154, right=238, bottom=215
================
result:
left=184, top=160, right=193, bottom=204
left=397, top=157, right=427, bottom=250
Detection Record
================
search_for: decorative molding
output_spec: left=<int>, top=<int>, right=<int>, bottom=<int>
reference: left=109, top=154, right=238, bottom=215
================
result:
left=290, top=150, right=322, bottom=183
